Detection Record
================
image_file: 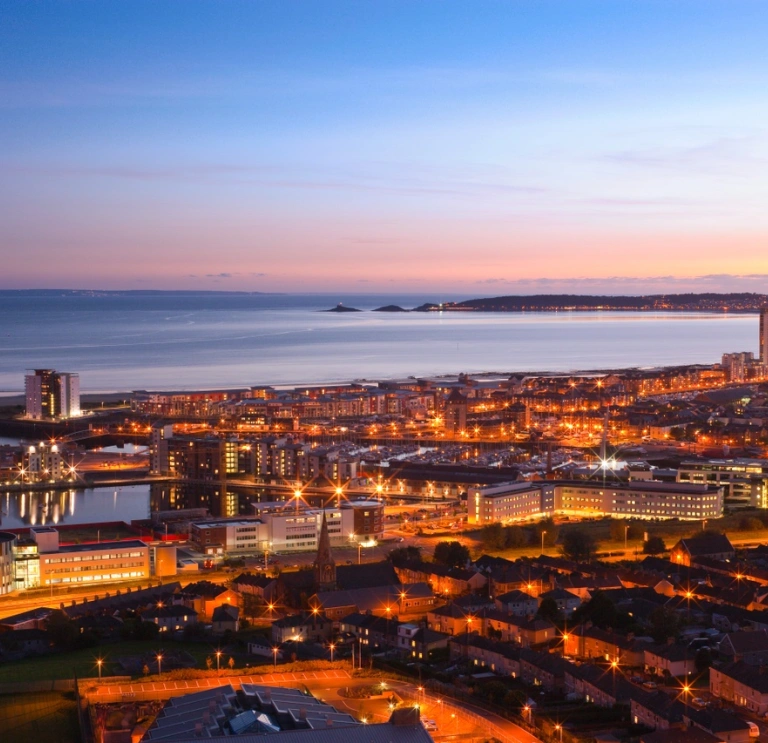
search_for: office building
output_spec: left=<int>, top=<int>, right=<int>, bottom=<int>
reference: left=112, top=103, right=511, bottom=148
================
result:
left=677, top=459, right=768, bottom=507
left=26, top=527, right=150, bottom=587
left=0, top=532, right=15, bottom=596
left=189, top=500, right=383, bottom=555
left=24, top=369, right=80, bottom=419
left=468, top=479, right=723, bottom=524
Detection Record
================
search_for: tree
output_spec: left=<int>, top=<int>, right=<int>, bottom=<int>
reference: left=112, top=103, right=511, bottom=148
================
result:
left=695, top=647, right=712, bottom=673
left=387, top=546, right=422, bottom=566
left=739, top=516, right=764, bottom=532
left=643, top=536, right=667, bottom=555
left=560, top=529, right=598, bottom=562
left=505, top=525, right=528, bottom=548
left=573, top=590, right=618, bottom=630
left=532, top=517, right=559, bottom=547
left=649, top=606, right=681, bottom=644
left=480, top=523, right=507, bottom=551
left=228, top=657, right=235, bottom=670
left=45, top=610, right=78, bottom=649
left=610, top=520, right=644, bottom=542
left=433, top=541, right=470, bottom=568
left=132, top=619, right=160, bottom=641
left=206, top=656, right=213, bottom=670
left=536, top=597, right=560, bottom=623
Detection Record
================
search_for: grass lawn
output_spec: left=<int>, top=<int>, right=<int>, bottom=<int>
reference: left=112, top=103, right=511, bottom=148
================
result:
left=0, top=639, right=231, bottom=684
left=0, top=692, right=79, bottom=743
left=468, top=509, right=768, bottom=561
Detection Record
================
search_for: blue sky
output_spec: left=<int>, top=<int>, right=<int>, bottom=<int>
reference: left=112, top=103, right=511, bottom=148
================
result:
left=2, top=1, right=768, bottom=293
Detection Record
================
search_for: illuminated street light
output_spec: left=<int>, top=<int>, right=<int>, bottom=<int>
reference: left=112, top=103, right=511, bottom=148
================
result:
left=215, top=649, right=222, bottom=671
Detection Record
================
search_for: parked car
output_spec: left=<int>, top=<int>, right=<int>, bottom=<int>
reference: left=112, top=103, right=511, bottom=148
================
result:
left=630, top=676, right=644, bottom=684
left=421, top=720, right=438, bottom=732
left=748, top=722, right=760, bottom=738
left=642, top=681, right=658, bottom=690
left=692, top=698, right=709, bottom=708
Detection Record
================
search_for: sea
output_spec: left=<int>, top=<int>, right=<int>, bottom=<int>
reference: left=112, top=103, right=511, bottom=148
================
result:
left=0, top=290, right=762, bottom=530
left=0, top=291, right=760, bottom=394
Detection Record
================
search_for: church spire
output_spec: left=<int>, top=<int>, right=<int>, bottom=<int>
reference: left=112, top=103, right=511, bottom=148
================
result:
left=314, top=510, right=336, bottom=591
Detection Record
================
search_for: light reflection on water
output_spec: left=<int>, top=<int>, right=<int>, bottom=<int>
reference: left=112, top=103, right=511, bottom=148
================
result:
left=0, top=482, right=312, bottom=531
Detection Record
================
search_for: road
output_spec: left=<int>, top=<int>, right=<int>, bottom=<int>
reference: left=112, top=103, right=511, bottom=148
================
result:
left=82, top=668, right=541, bottom=743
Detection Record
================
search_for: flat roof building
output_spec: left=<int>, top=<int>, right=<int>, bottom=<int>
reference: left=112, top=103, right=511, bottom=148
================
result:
left=468, top=479, right=723, bottom=524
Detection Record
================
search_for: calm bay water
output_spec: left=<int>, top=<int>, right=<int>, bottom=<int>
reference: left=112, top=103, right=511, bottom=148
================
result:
left=0, top=291, right=760, bottom=393
left=0, top=482, right=296, bottom=530
left=0, top=484, right=151, bottom=531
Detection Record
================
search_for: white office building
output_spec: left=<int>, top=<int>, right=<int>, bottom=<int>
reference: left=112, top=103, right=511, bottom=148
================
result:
left=468, top=479, right=723, bottom=524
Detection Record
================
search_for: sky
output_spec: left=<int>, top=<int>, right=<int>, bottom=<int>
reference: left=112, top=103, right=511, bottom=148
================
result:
left=2, top=0, right=768, bottom=295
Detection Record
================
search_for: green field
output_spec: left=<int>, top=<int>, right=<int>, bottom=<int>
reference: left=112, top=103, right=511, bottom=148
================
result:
left=0, top=692, right=79, bottom=743
left=464, top=508, right=768, bottom=561
left=0, top=640, right=226, bottom=684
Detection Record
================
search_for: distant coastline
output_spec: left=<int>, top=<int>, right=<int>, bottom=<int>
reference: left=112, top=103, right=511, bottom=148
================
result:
left=427, top=292, right=768, bottom=313
left=1, top=290, right=766, bottom=313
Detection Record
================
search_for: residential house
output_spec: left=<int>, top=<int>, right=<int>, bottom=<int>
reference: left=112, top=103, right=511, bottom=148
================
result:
left=176, top=581, right=238, bottom=622
left=631, top=689, right=684, bottom=730
left=0, top=628, right=50, bottom=659
left=143, top=605, right=198, bottom=633
left=539, top=587, right=581, bottom=616
left=639, top=727, right=723, bottom=743
left=480, top=609, right=556, bottom=647
left=427, top=602, right=475, bottom=636
left=494, top=589, right=539, bottom=615
left=558, top=574, right=623, bottom=601
left=565, top=662, right=636, bottom=707
left=247, top=635, right=282, bottom=661
left=518, top=648, right=567, bottom=691
left=396, top=623, right=450, bottom=661
left=565, top=624, right=650, bottom=666
left=395, top=562, right=486, bottom=597
left=231, top=573, right=279, bottom=604
left=314, top=582, right=434, bottom=621
left=212, top=604, right=240, bottom=635
left=517, top=617, right=558, bottom=648
left=0, top=607, right=53, bottom=631
left=719, top=630, right=768, bottom=664
left=670, top=534, right=735, bottom=568
left=710, top=661, right=768, bottom=714
left=644, top=642, right=697, bottom=679
left=685, top=709, right=752, bottom=743
left=338, top=612, right=400, bottom=650
left=448, top=634, right=521, bottom=676
left=271, top=611, right=333, bottom=644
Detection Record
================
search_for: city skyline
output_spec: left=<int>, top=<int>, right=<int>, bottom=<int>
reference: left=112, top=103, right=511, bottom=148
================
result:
left=2, top=1, right=768, bottom=293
